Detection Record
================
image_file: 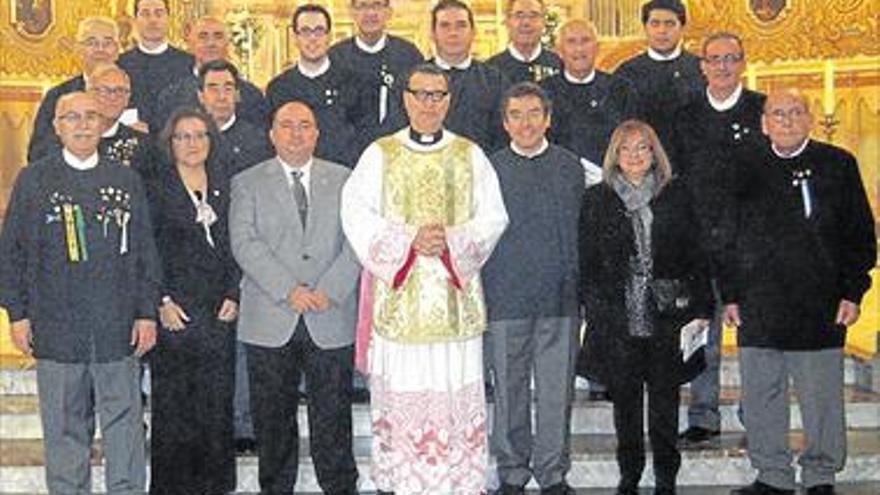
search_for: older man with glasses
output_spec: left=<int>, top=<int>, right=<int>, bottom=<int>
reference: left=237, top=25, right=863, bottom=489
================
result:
left=487, top=0, right=562, bottom=84
left=1, top=91, right=161, bottom=495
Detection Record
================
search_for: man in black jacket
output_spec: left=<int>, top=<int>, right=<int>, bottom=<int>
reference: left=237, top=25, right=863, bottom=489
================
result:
left=1, top=92, right=161, bottom=494
left=723, top=90, right=876, bottom=495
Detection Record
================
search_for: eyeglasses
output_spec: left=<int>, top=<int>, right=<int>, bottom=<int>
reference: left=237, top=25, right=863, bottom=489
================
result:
left=172, top=131, right=210, bottom=144
left=767, top=107, right=808, bottom=123
left=510, top=10, right=543, bottom=21
left=353, top=1, right=389, bottom=12
left=406, top=88, right=449, bottom=103
left=58, top=111, right=102, bottom=125
left=619, top=143, right=652, bottom=156
left=703, top=53, right=744, bottom=66
left=296, top=25, right=328, bottom=38
left=80, top=37, right=118, bottom=50
left=91, top=86, right=131, bottom=98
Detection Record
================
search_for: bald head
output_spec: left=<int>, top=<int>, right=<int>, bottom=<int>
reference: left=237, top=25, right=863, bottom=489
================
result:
left=270, top=101, right=320, bottom=166
left=188, top=16, right=229, bottom=67
left=762, top=89, right=813, bottom=154
left=54, top=92, right=102, bottom=159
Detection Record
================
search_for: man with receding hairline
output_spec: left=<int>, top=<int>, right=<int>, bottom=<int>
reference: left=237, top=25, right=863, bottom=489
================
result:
left=230, top=100, right=360, bottom=494
left=27, top=16, right=129, bottom=162
left=721, top=90, right=875, bottom=495
left=487, top=0, right=562, bottom=84
left=152, top=16, right=268, bottom=132
left=1, top=91, right=161, bottom=494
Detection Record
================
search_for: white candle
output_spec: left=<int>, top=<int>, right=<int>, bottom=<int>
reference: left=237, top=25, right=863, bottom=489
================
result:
left=746, top=65, right=757, bottom=90
left=823, top=59, right=835, bottom=115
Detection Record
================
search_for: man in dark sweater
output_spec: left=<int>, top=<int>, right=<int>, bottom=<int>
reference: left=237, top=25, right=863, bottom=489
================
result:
left=487, top=0, right=562, bottom=84
left=266, top=4, right=372, bottom=167
left=329, top=0, right=423, bottom=137
left=118, top=0, right=194, bottom=129
left=722, top=90, right=876, bottom=495
left=541, top=19, right=639, bottom=186
left=198, top=60, right=273, bottom=178
left=483, top=83, right=583, bottom=495
left=614, top=0, right=704, bottom=149
left=673, top=32, right=766, bottom=446
left=429, top=0, right=510, bottom=153
left=152, top=16, right=268, bottom=133
left=0, top=92, right=161, bottom=494
left=27, top=16, right=126, bottom=162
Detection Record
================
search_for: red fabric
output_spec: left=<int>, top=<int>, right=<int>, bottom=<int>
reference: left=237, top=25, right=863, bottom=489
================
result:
left=392, top=246, right=417, bottom=290
left=440, top=248, right=462, bottom=290
left=354, top=270, right=374, bottom=375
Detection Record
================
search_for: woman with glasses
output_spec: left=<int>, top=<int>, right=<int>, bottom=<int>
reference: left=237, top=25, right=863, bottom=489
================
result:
left=148, top=107, right=240, bottom=494
left=578, top=120, right=711, bottom=495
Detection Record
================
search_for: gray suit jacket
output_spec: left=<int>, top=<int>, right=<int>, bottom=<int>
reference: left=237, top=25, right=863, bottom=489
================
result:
left=230, top=157, right=360, bottom=349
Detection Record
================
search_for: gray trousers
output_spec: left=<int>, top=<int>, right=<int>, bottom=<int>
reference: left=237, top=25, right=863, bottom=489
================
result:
left=686, top=280, right=722, bottom=431
left=36, top=356, right=146, bottom=495
left=739, top=347, right=846, bottom=490
left=487, top=317, right=579, bottom=488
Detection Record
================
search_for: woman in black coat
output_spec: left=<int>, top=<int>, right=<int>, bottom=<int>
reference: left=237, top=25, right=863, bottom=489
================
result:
left=578, top=120, right=712, bottom=495
left=148, top=108, right=241, bottom=494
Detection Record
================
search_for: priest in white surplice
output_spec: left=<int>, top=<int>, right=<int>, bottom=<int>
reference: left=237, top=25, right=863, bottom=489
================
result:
left=341, top=63, right=508, bottom=495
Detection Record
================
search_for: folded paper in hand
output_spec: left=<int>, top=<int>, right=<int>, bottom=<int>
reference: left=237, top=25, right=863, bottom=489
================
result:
left=680, top=319, right=709, bottom=362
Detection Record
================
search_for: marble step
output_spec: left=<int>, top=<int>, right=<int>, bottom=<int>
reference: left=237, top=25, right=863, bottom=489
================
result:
left=2, top=386, right=878, bottom=441
left=1, top=430, right=878, bottom=493
left=0, top=356, right=869, bottom=396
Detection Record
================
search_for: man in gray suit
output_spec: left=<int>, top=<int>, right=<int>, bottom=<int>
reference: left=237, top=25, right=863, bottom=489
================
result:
left=230, top=100, right=361, bottom=494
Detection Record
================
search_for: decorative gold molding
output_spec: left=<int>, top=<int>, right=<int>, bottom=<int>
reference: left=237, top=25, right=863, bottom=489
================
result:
left=0, top=1, right=113, bottom=80
left=687, top=0, right=880, bottom=62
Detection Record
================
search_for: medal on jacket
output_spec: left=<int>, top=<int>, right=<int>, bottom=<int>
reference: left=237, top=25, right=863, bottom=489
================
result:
left=791, top=168, right=813, bottom=218
left=73, top=204, right=89, bottom=261
left=62, top=203, right=80, bottom=262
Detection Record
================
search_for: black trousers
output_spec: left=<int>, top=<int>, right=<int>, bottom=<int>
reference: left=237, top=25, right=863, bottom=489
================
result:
left=606, top=336, right=681, bottom=492
left=150, top=309, right=236, bottom=495
left=246, top=320, right=358, bottom=495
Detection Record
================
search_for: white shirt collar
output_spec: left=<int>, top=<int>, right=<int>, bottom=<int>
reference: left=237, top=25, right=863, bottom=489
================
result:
left=138, top=41, right=169, bottom=55
left=510, top=138, right=549, bottom=159
left=192, top=64, right=200, bottom=77
left=564, top=69, right=596, bottom=85
left=647, top=44, right=682, bottom=61
left=355, top=33, right=387, bottom=54
left=278, top=156, right=313, bottom=196
left=434, top=55, right=472, bottom=70
left=219, top=114, right=237, bottom=133
left=297, top=57, right=331, bottom=79
left=63, top=149, right=99, bottom=170
left=508, top=43, right=542, bottom=63
left=707, top=83, right=743, bottom=112
left=102, top=120, right=120, bottom=138
left=398, top=127, right=454, bottom=152
left=772, top=139, right=810, bottom=159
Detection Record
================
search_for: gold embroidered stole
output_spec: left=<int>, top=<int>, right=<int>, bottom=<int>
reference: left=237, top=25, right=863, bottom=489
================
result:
left=371, top=136, right=486, bottom=343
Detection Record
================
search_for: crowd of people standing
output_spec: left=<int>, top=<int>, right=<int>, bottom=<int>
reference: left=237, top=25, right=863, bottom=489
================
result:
left=0, top=0, right=875, bottom=494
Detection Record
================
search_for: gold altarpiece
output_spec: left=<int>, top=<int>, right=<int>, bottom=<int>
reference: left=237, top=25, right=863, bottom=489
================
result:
left=0, top=0, right=877, bottom=357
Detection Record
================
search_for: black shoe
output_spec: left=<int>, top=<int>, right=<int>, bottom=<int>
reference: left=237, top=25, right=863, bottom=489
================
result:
left=616, top=487, right=638, bottom=495
left=496, top=483, right=525, bottom=495
left=540, top=483, right=574, bottom=495
left=729, top=481, right=795, bottom=494
left=376, top=491, right=395, bottom=495
left=805, top=485, right=835, bottom=495
left=679, top=426, right=720, bottom=444
left=655, top=487, right=676, bottom=495
left=234, top=437, right=257, bottom=455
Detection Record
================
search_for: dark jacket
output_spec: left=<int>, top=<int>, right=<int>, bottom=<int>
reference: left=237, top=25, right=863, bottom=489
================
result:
left=578, top=179, right=712, bottom=385
left=146, top=157, right=240, bottom=316
left=720, top=140, right=876, bottom=350
left=0, top=154, right=161, bottom=362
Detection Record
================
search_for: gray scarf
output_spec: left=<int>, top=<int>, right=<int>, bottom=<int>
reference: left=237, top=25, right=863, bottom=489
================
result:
left=611, top=172, right=658, bottom=337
